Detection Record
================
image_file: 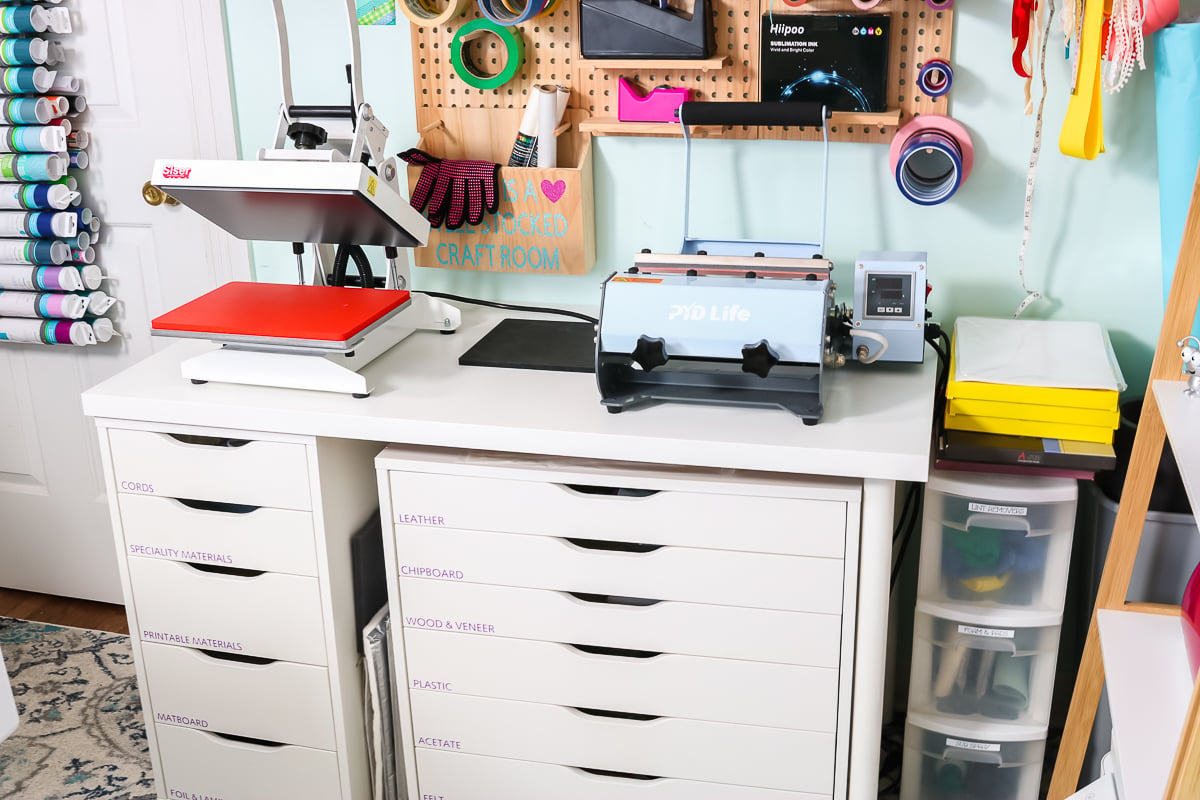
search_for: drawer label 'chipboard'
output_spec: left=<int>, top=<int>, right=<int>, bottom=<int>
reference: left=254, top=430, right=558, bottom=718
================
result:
left=400, top=565, right=464, bottom=580
left=142, top=629, right=244, bottom=652
left=967, top=501, right=1028, bottom=517
left=405, top=616, right=495, bottom=634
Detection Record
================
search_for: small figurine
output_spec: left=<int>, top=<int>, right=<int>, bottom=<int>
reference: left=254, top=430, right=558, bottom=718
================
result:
left=1179, top=336, right=1200, bottom=396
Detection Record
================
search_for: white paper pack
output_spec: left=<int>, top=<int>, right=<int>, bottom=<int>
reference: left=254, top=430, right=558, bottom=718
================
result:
left=953, top=317, right=1126, bottom=391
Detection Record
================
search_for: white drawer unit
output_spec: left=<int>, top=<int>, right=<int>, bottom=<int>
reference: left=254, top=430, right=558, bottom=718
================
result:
left=117, top=492, right=318, bottom=576
left=96, top=421, right=385, bottom=800
left=378, top=445, right=864, bottom=800
left=416, top=749, right=833, bottom=800
left=397, top=577, right=843, bottom=666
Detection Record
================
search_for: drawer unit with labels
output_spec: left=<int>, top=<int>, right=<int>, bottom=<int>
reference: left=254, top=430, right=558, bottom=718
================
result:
left=377, top=445, right=864, bottom=800
left=95, top=421, right=384, bottom=800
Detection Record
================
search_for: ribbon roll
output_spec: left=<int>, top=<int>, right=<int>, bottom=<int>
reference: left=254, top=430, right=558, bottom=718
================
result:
left=889, top=115, right=974, bottom=206
left=477, top=0, right=549, bottom=26
left=925, top=0, right=953, bottom=8
left=397, top=0, right=470, bottom=26
left=450, top=18, right=524, bottom=89
left=916, top=59, right=953, bottom=97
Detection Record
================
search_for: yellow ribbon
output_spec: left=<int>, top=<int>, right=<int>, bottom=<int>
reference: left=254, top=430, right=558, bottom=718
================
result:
left=1059, top=0, right=1109, bottom=159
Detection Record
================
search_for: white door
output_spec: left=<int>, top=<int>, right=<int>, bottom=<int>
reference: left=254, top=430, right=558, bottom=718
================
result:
left=0, top=1, right=251, bottom=603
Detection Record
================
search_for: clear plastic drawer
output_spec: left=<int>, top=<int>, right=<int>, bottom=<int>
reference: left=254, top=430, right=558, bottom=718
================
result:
left=900, top=712, right=1046, bottom=800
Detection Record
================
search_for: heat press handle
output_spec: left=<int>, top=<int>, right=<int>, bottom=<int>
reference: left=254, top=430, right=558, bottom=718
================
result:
left=678, top=101, right=827, bottom=128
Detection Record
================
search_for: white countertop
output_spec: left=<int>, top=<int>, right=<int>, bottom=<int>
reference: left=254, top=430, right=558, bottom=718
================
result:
left=82, top=305, right=938, bottom=482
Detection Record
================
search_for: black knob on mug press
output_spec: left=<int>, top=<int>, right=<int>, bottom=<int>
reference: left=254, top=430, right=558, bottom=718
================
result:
left=741, top=339, right=780, bottom=378
left=631, top=335, right=669, bottom=371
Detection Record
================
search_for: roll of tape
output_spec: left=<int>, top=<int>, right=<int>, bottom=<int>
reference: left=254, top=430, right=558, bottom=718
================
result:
left=889, top=114, right=974, bottom=206
left=925, top=0, right=953, bottom=8
left=449, top=18, right=524, bottom=89
left=851, top=0, right=883, bottom=9
left=397, top=0, right=469, bottom=27
left=477, top=0, right=548, bottom=26
left=916, top=59, right=953, bottom=97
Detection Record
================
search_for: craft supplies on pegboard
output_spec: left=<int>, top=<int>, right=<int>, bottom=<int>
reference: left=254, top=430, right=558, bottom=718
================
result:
left=0, top=2, right=110, bottom=345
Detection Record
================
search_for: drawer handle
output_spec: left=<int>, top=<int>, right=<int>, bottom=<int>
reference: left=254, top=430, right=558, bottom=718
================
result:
left=576, top=767, right=662, bottom=782
left=569, top=643, right=663, bottom=660
left=564, top=538, right=662, bottom=554
left=573, top=707, right=660, bottom=722
left=563, top=484, right=659, bottom=499
left=176, top=498, right=260, bottom=515
left=197, top=648, right=275, bottom=666
left=166, top=433, right=252, bottom=448
left=186, top=563, right=265, bottom=578
left=568, top=591, right=661, bottom=607
left=210, top=731, right=285, bottom=749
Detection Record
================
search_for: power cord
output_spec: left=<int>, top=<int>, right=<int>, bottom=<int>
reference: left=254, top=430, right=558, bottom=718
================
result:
left=415, top=290, right=599, bottom=325
left=890, top=481, right=923, bottom=591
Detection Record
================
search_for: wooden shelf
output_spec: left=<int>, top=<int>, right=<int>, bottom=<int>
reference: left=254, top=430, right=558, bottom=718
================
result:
left=1097, top=608, right=1195, bottom=800
left=579, top=55, right=730, bottom=71
left=1153, top=378, right=1200, bottom=518
left=579, top=108, right=903, bottom=137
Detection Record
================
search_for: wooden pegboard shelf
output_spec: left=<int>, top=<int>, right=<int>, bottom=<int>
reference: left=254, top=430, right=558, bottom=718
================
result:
left=578, top=55, right=730, bottom=71
left=578, top=108, right=902, bottom=137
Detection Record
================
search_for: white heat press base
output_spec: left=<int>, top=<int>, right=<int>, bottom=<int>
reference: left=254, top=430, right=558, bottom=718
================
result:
left=180, top=294, right=461, bottom=397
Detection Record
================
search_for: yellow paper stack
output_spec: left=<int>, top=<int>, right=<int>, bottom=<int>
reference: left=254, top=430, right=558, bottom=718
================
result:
left=943, top=318, right=1123, bottom=445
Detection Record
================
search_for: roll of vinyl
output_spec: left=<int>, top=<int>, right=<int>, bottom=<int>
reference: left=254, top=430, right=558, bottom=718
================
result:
left=889, top=114, right=974, bottom=205
left=0, top=6, right=50, bottom=35
left=0, top=66, right=53, bottom=94
left=0, top=125, right=67, bottom=153
left=1, top=97, right=53, bottom=124
left=0, top=316, right=96, bottom=344
left=0, top=37, right=49, bottom=66
left=449, top=18, right=524, bottom=89
left=0, top=288, right=87, bottom=319
left=398, top=0, right=470, bottom=25
left=851, top=0, right=883, bottom=8
left=0, top=239, right=69, bottom=265
left=925, top=0, right=953, bottom=8
left=916, top=59, right=953, bottom=97
left=0, top=153, right=66, bottom=181
left=477, top=0, right=549, bottom=26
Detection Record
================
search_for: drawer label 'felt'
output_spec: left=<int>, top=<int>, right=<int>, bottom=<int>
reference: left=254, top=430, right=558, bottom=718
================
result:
left=400, top=565, right=464, bottom=580
left=142, top=629, right=244, bottom=652
left=405, top=616, right=496, bottom=634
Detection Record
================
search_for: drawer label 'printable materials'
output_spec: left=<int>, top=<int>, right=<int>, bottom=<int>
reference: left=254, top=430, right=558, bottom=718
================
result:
left=967, top=501, right=1028, bottom=516
left=946, top=737, right=1001, bottom=752
left=142, top=629, right=244, bottom=652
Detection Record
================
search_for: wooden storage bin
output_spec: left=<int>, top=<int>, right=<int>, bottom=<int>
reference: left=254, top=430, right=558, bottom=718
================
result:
left=408, top=106, right=595, bottom=275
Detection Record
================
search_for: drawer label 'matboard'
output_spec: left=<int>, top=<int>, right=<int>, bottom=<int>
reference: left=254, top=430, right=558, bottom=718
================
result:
left=156, top=711, right=209, bottom=729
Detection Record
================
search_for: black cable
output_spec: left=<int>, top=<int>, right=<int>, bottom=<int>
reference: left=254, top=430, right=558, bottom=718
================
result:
left=890, top=482, right=923, bottom=591
left=329, top=244, right=374, bottom=287
left=415, top=290, right=599, bottom=325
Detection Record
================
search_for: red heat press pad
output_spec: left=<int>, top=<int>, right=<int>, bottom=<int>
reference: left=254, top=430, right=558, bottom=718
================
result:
left=152, top=282, right=411, bottom=350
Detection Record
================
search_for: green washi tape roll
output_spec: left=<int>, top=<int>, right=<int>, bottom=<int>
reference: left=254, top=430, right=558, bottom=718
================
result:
left=450, top=18, right=523, bottom=90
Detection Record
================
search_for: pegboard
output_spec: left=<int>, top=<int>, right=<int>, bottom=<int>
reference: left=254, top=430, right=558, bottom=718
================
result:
left=409, top=0, right=953, bottom=145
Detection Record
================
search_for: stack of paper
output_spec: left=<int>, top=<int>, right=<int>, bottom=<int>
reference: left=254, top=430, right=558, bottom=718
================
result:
left=940, top=318, right=1125, bottom=471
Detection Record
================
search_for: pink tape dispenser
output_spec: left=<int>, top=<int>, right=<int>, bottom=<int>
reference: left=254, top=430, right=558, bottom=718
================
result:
left=617, top=78, right=689, bottom=123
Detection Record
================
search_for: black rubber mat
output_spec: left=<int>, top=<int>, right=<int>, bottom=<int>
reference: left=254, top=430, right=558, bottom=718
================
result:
left=458, top=317, right=596, bottom=373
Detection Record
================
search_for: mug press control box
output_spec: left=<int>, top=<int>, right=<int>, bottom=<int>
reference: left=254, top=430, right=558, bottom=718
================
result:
left=851, top=250, right=927, bottom=363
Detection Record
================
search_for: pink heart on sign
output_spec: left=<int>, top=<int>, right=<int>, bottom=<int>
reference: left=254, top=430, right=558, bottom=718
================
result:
left=540, top=179, right=567, bottom=203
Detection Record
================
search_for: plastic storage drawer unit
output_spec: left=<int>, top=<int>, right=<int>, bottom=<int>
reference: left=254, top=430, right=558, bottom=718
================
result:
left=899, top=712, right=1047, bottom=800
left=907, top=601, right=1062, bottom=727
left=918, top=472, right=1077, bottom=611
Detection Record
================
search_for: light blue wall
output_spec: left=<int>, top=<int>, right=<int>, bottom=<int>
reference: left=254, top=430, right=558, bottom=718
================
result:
left=224, top=0, right=1163, bottom=395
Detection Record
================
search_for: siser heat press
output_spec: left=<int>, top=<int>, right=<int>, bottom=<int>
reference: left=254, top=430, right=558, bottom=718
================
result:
left=580, top=0, right=712, bottom=59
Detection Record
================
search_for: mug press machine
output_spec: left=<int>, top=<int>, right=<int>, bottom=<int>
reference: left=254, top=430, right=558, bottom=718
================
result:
left=597, top=102, right=929, bottom=422
left=145, top=0, right=459, bottom=397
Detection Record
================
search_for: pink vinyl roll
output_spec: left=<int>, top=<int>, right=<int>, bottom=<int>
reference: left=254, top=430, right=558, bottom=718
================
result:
left=889, top=114, right=974, bottom=205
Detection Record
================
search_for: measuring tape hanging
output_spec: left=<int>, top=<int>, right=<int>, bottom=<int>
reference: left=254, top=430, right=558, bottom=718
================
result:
left=449, top=18, right=524, bottom=89
left=889, top=115, right=974, bottom=205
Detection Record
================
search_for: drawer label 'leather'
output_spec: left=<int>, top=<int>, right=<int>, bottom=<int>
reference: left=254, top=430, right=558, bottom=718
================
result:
left=406, top=616, right=495, bottom=634
left=129, top=544, right=234, bottom=566
left=142, top=629, right=244, bottom=652
left=400, top=565, right=463, bottom=580
left=397, top=513, right=446, bottom=526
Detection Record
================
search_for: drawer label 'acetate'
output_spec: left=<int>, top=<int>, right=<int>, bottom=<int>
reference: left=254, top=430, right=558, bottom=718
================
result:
left=417, top=735, right=462, bottom=750
left=967, top=502, right=1028, bottom=516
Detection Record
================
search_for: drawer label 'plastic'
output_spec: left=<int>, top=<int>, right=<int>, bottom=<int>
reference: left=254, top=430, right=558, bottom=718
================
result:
left=412, top=679, right=454, bottom=691
left=946, top=737, right=1001, bottom=752
left=958, top=624, right=1015, bottom=639
left=967, top=502, right=1027, bottom=516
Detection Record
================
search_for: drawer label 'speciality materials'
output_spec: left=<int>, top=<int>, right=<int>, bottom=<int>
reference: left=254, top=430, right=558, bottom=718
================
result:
left=412, top=679, right=454, bottom=691
left=400, top=565, right=464, bottom=580
left=129, top=544, right=234, bottom=565
left=156, top=712, right=209, bottom=729
left=142, top=629, right=244, bottom=651
left=405, top=616, right=496, bottom=634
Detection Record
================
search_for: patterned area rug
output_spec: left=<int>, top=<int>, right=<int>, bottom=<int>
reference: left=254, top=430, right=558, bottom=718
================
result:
left=0, top=617, right=155, bottom=799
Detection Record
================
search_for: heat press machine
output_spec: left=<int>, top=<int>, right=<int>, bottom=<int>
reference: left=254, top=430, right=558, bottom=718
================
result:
left=147, top=0, right=459, bottom=398
left=596, top=102, right=927, bottom=421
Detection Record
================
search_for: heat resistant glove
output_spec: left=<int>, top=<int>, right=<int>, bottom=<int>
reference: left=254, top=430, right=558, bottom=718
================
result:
left=399, top=148, right=502, bottom=230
